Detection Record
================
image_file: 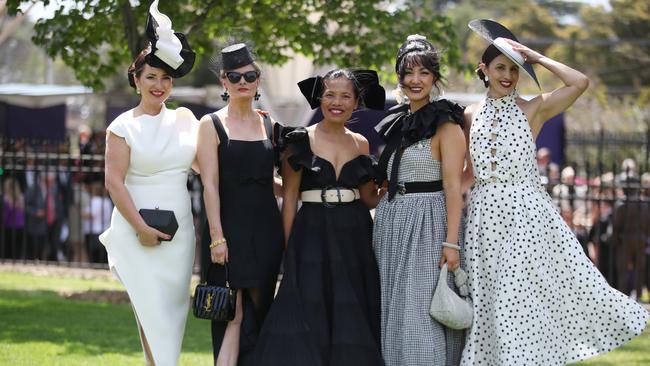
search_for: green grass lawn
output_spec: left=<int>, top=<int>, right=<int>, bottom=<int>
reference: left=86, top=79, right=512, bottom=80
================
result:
left=0, top=267, right=648, bottom=365
left=0, top=268, right=212, bottom=365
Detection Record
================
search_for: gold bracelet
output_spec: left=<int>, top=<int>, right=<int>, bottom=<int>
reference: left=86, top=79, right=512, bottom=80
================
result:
left=209, top=238, right=227, bottom=249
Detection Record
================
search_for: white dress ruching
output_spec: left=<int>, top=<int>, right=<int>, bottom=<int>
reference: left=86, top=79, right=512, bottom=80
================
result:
left=461, top=92, right=649, bottom=366
left=100, top=106, right=198, bottom=365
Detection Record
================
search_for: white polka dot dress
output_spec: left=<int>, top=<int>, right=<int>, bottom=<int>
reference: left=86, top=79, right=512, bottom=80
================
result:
left=461, top=92, right=649, bottom=366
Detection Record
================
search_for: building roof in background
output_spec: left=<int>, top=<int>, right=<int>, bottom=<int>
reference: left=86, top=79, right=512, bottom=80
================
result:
left=0, top=83, right=92, bottom=108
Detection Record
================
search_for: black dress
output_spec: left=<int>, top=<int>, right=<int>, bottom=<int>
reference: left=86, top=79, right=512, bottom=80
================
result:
left=253, top=127, right=383, bottom=366
left=201, top=113, right=284, bottom=364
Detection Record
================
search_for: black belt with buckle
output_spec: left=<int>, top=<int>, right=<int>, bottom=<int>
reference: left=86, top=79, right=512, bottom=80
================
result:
left=395, top=180, right=443, bottom=195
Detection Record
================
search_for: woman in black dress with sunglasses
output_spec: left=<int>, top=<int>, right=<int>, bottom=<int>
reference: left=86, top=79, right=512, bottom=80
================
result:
left=196, top=43, right=284, bottom=366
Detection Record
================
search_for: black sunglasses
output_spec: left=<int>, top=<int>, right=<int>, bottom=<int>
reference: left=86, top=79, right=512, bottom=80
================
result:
left=225, top=71, right=259, bottom=84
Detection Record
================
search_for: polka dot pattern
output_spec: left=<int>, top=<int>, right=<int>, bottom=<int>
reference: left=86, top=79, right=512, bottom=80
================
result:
left=461, top=92, right=649, bottom=365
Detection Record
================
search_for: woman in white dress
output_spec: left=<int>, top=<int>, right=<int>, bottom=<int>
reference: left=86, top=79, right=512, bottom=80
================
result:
left=100, top=2, right=197, bottom=364
left=461, top=19, right=649, bottom=365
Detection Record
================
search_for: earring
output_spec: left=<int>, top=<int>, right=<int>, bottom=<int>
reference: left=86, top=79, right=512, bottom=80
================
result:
left=484, top=75, right=489, bottom=82
left=221, top=90, right=229, bottom=102
left=136, top=88, right=141, bottom=95
left=254, top=91, right=261, bottom=101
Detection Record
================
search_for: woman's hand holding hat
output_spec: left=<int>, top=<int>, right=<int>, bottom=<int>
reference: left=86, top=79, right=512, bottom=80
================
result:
left=504, top=39, right=544, bottom=64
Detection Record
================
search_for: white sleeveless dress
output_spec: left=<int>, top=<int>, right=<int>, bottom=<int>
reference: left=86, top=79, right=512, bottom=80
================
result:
left=100, top=106, right=198, bottom=365
left=461, top=92, right=648, bottom=365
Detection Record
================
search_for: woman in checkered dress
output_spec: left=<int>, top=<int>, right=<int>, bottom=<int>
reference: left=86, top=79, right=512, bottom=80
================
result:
left=372, top=35, right=466, bottom=366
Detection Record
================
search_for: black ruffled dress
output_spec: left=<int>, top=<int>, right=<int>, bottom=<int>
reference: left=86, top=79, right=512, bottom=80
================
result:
left=253, top=127, right=383, bottom=366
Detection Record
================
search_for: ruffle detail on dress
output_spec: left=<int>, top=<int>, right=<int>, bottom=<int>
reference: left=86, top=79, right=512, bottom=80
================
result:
left=375, top=99, right=465, bottom=147
left=275, top=126, right=320, bottom=173
left=352, top=155, right=378, bottom=185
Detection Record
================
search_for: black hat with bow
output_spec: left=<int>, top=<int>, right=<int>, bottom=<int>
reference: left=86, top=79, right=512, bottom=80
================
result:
left=297, top=69, right=386, bottom=110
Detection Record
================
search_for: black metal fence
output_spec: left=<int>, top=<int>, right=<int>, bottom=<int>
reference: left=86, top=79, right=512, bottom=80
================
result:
left=0, top=136, right=203, bottom=269
left=1, top=135, right=649, bottom=298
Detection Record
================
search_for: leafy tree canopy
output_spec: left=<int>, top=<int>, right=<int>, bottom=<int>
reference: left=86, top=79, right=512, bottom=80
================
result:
left=6, top=0, right=461, bottom=91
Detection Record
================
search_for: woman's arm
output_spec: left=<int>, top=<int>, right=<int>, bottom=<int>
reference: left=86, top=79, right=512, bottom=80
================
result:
left=460, top=105, right=476, bottom=193
left=196, top=115, right=228, bottom=264
left=177, top=107, right=201, bottom=174
left=355, top=135, right=384, bottom=209
left=269, top=116, right=284, bottom=198
left=506, top=39, right=589, bottom=137
left=104, top=132, right=169, bottom=246
left=280, top=153, right=302, bottom=249
left=437, top=122, right=467, bottom=270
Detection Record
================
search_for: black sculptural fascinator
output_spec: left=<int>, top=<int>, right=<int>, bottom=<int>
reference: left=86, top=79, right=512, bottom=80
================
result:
left=141, top=0, right=195, bottom=80
left=297, top=69, right=386, bottom=110
left=468, top=19, right=540, bottom=89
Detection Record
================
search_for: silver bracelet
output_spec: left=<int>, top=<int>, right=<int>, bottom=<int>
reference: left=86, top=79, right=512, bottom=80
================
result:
left=442, top=241, right=461, bottom=250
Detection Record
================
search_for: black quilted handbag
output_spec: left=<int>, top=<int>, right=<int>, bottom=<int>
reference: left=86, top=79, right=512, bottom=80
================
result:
left=192, top=264, right=236, bottom=321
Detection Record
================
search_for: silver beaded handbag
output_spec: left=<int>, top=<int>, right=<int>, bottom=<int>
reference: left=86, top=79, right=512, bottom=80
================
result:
left=429, top=263, right=473, bottom=330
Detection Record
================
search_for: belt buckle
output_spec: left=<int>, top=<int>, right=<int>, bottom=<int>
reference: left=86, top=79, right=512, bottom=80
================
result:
left=320, top=185, right=336, bottom=208
left=397, top=182, right=406, bottom=195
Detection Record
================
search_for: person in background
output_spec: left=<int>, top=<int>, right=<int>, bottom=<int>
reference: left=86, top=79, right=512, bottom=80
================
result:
left=611, top=175, right=649, bottom=300
left=83, top=182, right=113, bottom=263
left=2, top=177, right=25, bottom=259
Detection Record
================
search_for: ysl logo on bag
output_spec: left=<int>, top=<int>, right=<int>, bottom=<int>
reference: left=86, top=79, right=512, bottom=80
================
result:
left=203, top=293, right=214, bottom=312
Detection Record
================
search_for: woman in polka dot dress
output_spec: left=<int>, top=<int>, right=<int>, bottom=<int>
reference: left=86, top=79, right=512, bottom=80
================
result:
left=461, top=32, right=649, bottom=365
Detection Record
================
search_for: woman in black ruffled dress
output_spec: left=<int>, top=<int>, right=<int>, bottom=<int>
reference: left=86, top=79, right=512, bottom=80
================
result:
left=253, top=69, right=386, bottom=365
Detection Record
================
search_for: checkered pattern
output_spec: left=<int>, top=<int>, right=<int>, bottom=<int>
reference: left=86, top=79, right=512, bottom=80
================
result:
left=387, top=139, right=442, bottom=182
left=374, top=139, right=466, bottom=366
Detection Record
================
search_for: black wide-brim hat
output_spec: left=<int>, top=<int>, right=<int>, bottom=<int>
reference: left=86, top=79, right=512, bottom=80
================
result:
left=297, top=69, right=385, bottom=111
left=469, top=19, right=540, bottom=89
left=144, top=0, right=195, bottom=78
left=221, top=43, right=255, bottom=71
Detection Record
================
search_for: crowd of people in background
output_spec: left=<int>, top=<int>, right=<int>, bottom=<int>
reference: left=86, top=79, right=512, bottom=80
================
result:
left=1, top=126, right=650, bottom=299
left=1, top=132, right=110, bottom=264
left=536, top=150, right=650, bottom=299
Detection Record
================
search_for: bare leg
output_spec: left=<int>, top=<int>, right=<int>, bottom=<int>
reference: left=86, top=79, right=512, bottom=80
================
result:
left=114, top=267, right=156, bottom=365
left=216, top=290, right=244, bottom=366
left=139, top=324, right=156, bottom=366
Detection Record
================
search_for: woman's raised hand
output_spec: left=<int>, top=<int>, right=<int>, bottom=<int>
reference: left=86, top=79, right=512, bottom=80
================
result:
left=505, top=39, right=544, bottom=64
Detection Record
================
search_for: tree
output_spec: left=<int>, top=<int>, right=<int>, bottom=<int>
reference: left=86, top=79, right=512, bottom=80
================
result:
left=6, top=0, right=460, bottom=91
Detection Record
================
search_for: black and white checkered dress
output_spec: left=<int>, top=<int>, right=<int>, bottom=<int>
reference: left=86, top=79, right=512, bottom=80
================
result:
left=373, top=138, right=465, bottom=366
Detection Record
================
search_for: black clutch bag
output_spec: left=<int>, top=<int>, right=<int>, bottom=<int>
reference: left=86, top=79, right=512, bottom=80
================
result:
left=193, top=264, right=236, bottom=321
left=138, top=208, right=178, bottom=241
